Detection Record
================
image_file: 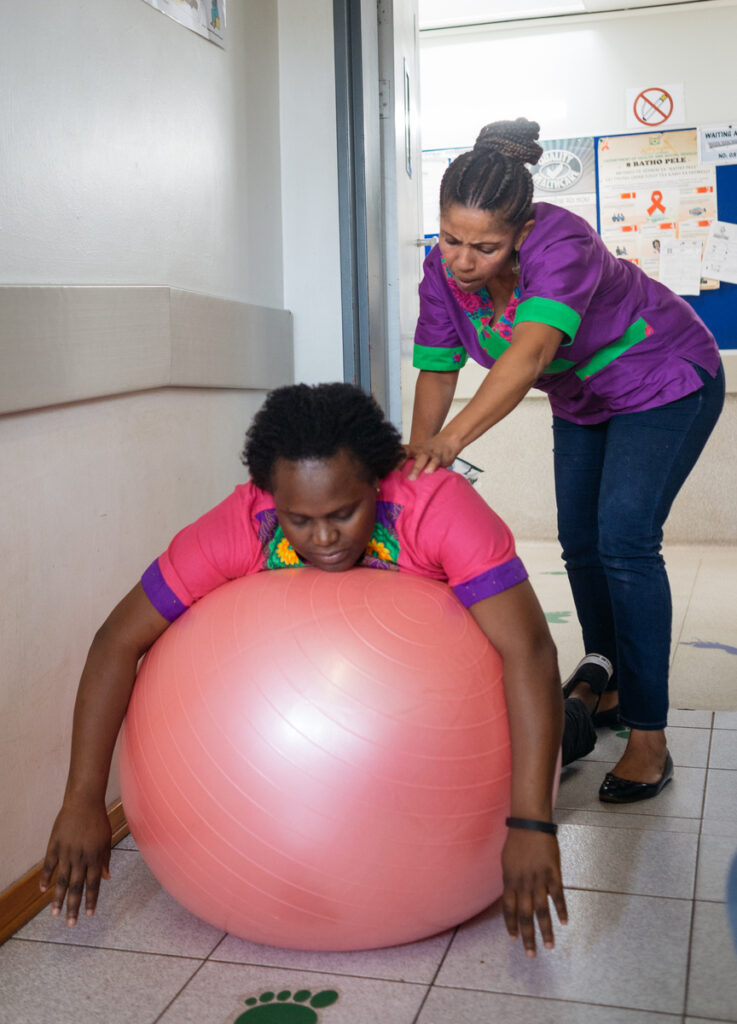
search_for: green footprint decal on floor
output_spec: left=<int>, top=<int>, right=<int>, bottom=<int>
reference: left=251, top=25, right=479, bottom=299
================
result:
left=545, top=611, right=572, bottom=624
left=234, top=990, right=339, bottom=1023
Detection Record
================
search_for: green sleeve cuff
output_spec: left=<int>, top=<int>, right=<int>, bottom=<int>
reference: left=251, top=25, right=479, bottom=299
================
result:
left=514, top=296, right=582, bottom=344
left=413, top=344, right=468, bottom=371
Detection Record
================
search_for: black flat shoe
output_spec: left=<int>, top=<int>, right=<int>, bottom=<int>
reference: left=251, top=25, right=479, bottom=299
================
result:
left=599, top=752, right=674, bottom=803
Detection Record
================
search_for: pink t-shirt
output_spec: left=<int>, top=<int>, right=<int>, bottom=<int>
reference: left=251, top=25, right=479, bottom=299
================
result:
left=141, top=465, right=528, bottom=621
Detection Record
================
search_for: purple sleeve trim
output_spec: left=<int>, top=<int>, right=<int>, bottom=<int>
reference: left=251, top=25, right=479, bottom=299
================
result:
left=452, top=556, right=529, bottom=608
left=141, top=559, right=188, bottom=622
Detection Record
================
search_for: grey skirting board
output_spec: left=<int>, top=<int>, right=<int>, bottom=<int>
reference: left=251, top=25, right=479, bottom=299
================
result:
left=0, top=285, right=294, bottom=414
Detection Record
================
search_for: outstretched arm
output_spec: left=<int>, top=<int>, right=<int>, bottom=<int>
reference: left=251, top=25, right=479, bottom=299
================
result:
left=40, top=583, right=170, bottom=925
left=408, top=322, right=564, bottom=479
left=406, top=369, right=459, bottom=452
left=468, top=579, right=567, bottom=957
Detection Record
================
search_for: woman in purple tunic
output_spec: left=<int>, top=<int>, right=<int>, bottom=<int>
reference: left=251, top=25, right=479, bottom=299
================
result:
left=407, top=118, right=724, bottom=803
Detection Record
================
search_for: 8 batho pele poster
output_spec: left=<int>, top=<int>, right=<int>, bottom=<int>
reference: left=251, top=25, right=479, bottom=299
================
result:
left=597, top=130, right=717, bottom=289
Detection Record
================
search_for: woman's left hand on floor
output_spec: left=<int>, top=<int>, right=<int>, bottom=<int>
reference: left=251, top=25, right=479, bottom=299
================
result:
left=501, top=829, right=568, bottom=956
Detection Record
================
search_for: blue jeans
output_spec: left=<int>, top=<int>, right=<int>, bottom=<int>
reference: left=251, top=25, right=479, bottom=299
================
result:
left=553, top=362, right=725, bottom=730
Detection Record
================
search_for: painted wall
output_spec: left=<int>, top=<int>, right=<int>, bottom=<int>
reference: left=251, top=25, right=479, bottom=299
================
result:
left=0, top=0, right=286, bottom=892
left=405, top=1, right=737, bottom=543
left=420, top=2, right=737, bottom=148
left=278, top=0, right=344, bottom=384
left=0, top=0, right=283, bottom=305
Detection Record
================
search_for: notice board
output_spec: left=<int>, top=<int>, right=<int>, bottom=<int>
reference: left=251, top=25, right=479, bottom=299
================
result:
left=594, top=130, right=737, bottom=349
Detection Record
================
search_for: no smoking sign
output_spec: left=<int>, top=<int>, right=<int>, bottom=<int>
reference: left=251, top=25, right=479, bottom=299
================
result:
left=626, top=83, right=685, bottom=130
left=634, top=88, right=673, bottom=127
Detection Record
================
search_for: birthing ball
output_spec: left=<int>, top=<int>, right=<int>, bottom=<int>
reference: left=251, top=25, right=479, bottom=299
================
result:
left=119, top=568, right=512, bottom=951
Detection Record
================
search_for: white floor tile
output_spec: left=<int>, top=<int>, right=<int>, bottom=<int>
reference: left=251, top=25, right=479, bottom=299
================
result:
left=715, top=713, right=737, bottom=730
left=696, top=547, right=737, bottom=570
left=210, top=927, right=455, bottom=983
left=671, top=641, right=737, bottom=713
left=156, top=962, right=428, bottom=1024
left=0, top=939, right=199, bottom=1024
left=709, top=730, right=737, bottom=770
left=436, top=889, right=691, bottom=1014
left=685, top=1019, right=737, bottom=1023
left=661, top=544, right=704, bottom=569
left=687, top=900, right=737, bottom=1021
left=418, top=987, right=683, bottom=1023
left=15, top=850, right=224, bottom=957
left=703, top=769, right=737, bottom=838
left=555, top=807, right=701, bottom=834
left=559, top=822, right=698, bottom=898
left=667, top=725, right=712, bottom=768
left=671, top=562, right=737, bottom=712
left=670, top=709, right=714, bottom=728
left=557, top=760, right=706, bottom=820
left=696, top=835, right=737, bottom=902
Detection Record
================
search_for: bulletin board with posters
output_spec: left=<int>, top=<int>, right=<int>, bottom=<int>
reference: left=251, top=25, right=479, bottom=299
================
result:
left=595, top=128, right=737, bottom=348
left=422, top=128, right=737, bottom=347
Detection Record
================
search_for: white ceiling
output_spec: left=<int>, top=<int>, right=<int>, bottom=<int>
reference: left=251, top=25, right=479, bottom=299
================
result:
left=418, top=0, right=708, bottom=30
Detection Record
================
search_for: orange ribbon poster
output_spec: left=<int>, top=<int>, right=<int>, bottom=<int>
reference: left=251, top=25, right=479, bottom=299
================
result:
left=597, top=129, right=718, bottom=290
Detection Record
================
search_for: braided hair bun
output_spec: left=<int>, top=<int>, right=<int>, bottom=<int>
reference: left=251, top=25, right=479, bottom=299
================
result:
left=473, top=118, right=543, bottom=167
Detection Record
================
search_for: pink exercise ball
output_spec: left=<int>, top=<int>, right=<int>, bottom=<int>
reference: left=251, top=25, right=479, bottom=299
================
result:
left=119, top=568, right=512, bottom=951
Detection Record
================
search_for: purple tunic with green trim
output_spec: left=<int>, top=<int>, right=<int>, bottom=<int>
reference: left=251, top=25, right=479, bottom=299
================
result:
left=413, top=202, right=720, bottom=425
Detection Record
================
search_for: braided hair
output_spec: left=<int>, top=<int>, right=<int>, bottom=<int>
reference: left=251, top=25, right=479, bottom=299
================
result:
left=242, top=382, right=404, bottom=492
left=440, top=117, right=543, bottom=227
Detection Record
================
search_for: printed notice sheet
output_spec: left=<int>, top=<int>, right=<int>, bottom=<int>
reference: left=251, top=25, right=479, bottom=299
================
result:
left=702, top=221, right=737, bottom=285
left=597, top=130, right=717, bottom=290
left=658, top=238, right=703, bottom=296
left=698, top=124, right=737, bottom=167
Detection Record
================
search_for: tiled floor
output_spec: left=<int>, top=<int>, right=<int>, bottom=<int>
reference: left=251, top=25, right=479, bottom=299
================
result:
left=3, top=544, right=736, bottom=1024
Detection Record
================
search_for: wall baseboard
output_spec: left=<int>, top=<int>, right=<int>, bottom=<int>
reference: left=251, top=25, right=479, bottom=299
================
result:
left=0, top=800, right=129, bottom=945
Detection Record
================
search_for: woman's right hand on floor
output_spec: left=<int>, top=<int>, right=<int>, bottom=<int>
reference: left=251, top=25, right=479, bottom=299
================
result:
left=501, top=829, right=568, bottom=956
left=38, top=584, right=170, bottom=926
left=40, top=798, right=112, bottom=925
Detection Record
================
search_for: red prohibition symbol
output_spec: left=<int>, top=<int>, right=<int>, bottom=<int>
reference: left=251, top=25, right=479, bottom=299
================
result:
left=634, top=87, right=674, bottom=127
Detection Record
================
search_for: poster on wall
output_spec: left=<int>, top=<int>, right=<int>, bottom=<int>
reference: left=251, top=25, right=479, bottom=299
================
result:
left=531, top=137, right=597, bottom=229
left=141, top=0, right=225, bottom=48
left=702, top=221, right=737, bottom=284
left=597, top=129, right=718, bottom=291
left=698, top=124, right=737, bottom=167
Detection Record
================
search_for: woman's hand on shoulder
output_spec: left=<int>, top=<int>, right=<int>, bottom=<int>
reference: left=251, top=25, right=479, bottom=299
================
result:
left=404, top=432, right=462, bottom=480
left=501, top=828, right=567, bottom=956
left=40, top=796, right=112, bottom=925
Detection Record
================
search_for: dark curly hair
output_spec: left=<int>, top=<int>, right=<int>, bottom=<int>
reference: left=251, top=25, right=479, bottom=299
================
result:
left=242, top=382, right=404, bottom=492
left=440, top=117, right=543, bottom=228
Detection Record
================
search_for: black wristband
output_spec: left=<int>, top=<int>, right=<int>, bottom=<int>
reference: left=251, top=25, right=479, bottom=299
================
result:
left=505, top=816, right=558, bottom=836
